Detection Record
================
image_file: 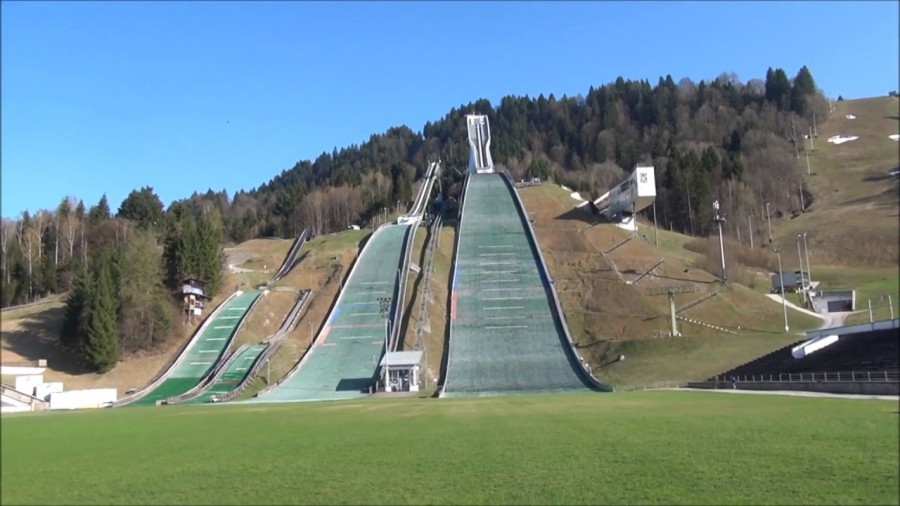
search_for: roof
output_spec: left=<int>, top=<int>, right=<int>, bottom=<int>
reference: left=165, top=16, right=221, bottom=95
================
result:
left=379, top=351, right=424, bottom=368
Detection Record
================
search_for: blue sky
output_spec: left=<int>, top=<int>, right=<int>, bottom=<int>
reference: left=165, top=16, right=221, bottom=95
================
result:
left=2, top=1, right=898, bottom=218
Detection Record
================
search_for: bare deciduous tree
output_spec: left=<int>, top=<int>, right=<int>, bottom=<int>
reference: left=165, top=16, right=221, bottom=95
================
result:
left=0, top=218, right=16, bottom=285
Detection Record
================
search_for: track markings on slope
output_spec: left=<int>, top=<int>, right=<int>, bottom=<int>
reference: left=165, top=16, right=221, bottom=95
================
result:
left=484, top=296, right=523, bottom=301
left=479, top=252, right=516, bottom=257
left=213, top=325, right=233, bottom=329
left=350, top=312, right=381, bottom=316
left=207, top=338, right=227, bottom=341
left=485, top=325, right=528, bottom=330
left=485, top=306, right=524, bottom=311
left=478, top=244, right=515, bottom=249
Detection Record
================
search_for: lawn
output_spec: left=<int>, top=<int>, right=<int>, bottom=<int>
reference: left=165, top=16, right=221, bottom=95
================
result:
left=1, top=392, right=897, bottom=505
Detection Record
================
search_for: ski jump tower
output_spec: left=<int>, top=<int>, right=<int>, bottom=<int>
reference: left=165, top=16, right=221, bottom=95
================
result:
left=579, top=165, right=657, bottom=230
left=466, top=114, right=494, bottom=174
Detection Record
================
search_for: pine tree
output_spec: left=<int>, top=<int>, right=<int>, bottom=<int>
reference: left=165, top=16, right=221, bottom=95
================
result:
left=88, top=194, right=111, bottom=225
left=83, top=247, right=119, bottom=373
left=195, top=213, right=224, bottom=296
left=60, top=266, right=92, bottom=347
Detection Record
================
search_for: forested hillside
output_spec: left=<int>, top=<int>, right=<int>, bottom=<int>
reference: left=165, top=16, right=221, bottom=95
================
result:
left=233, top=65, right=826, bottom=240
left=2, top=65, right=824, bottom=320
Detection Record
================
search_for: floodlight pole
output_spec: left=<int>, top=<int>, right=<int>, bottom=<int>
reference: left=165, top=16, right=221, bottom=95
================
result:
left=714, top=200, right=727, bottom=283
left=775, top=249, right=789, bottom=333
left=765, top=202, right=773, bottom=243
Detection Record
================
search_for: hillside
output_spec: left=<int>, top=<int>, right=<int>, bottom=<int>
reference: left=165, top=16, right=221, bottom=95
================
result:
left=517, top=182, right=823, bottom=387
left=770, top=96, right=899, bottom=322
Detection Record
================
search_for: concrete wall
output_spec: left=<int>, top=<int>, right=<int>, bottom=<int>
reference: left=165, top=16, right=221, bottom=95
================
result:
left=805, top=318, right=899, bottom=339
left=14, top=374, right=43, bottom=395
left=50, top=388, right=117, bottom=410
left=688, top=381, right=898, bottom=396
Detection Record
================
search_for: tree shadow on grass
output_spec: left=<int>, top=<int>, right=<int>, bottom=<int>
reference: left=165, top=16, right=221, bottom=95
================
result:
left=861, top=166, right=900, bottom=183
left=555, top=206, right=603, bottom=226
left=1, top=306, right=93, bottom=375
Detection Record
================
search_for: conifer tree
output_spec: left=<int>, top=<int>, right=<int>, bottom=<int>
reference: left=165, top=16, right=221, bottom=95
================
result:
left=83, top=247, right=119, bottom=372
left=60, top=266, right=93, bottom=347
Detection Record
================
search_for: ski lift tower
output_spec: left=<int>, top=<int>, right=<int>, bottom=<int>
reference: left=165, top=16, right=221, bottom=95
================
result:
left=646, top=284, right=702, bottom=337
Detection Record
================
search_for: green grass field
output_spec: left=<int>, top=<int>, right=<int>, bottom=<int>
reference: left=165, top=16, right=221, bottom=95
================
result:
left=2, top=392, right=897, bottom=505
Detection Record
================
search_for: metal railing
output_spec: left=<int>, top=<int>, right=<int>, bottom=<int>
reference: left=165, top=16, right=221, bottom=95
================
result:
left=713, top=370, right=899, bottom=383
left=618, top=381, right=686, bottom=392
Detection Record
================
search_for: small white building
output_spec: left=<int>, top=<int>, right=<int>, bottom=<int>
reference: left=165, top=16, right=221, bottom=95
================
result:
left=379, top=351, right=424, bottom=392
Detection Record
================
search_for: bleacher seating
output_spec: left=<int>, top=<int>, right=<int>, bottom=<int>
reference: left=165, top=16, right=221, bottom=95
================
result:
left=710, top=329, right=899, bottom=380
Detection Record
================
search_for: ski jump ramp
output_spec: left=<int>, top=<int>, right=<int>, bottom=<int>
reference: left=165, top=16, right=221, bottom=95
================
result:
left=249, top=163, right=437, bottom=403
left=440, top=173, right=611, bottom=396
left=118, top=290, right=261, bottom=407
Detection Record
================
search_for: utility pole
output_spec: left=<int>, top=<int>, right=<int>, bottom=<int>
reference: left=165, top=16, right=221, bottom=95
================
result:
left=748, top=214, right=754, bottom=249
left=809, top=126, right=815, bottom=151
left=802, top=232, right=812, bottom=290
left=813, top=114, right=818, bottom=140
left=796, top=234, right=806, bottom=302
left=653, top=200, right=659, bottom=247
left=713, top=200, right=727, bottom=283
left=799, top=183, right=805, bottom=212
left=384, top=319, right=390, bottom=391
left=805, top=146, right=812, bottom=176
left=765, top=202, right=772, bottom=243
left=791, top=119, right=799, bottom=159
left=775, top=248, right=789, bottom=333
